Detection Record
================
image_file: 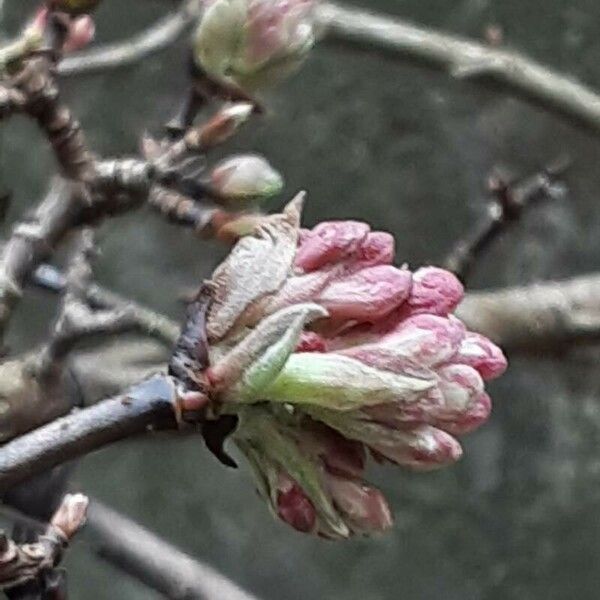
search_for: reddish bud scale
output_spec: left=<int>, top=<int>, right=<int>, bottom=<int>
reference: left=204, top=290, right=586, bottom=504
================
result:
left=276, top=475, right=316, bottom=533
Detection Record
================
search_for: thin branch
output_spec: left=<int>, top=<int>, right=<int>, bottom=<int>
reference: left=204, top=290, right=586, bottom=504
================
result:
left=317, top=2, right=600, bottom=137
left=87, top=500, right=260, bottom=600
left=33, top=264, right=180, bottom=346
left=35, top=231, right=152, bottom=378
left=13, top=57, right=95, bottom=179
left=0, top=376, right=178, bottom=493
left=54, top=1, right=600, bottom=138
left=444, top=161, right=568, bottom=282
left=58, top=0, right=202, bottom=77
left=0, top=179, right=84, bottom=341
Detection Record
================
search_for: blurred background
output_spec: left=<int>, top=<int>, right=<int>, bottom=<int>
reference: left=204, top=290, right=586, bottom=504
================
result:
left=4, top=0, right=600, bottom=598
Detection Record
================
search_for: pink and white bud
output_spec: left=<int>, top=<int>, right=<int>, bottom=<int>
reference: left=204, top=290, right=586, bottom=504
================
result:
left=295, top=221, right=371, bottom=272
left=372, top=314, right=467, bottom=368
left=197, top=103, right=254, bottom=148
left=62, top=15, right=96, bottom=53
left=210, top=154, right=283, bottom=201
left=326, top=475, right=393, bottom=534
left=441, top=392, right=492, bottom=435
left=203, top=201, right=508, bottom=538
left=50, top=493, right=89, bottom=540
left=453, top=332, right=508, bottom=380
left=295, top=222, right=394, bottom=273
left=315, top=265, right=412, bottom=323
left=193, top=0, right=315, bottom=92
left=403, top=267, right=464, bottom=317
left=276, top=473, right=317, bottom=533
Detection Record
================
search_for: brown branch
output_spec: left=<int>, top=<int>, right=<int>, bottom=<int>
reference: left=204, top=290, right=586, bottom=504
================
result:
left=34, top=230, right=156, bottom=379
left=0, top=375, right=178, bottom=493
left=13, top=57, right=94, bottom=180
left=87, top=500, right=260, bottom=600
left=0, top=178, right=84, bottom=341
left=444, top=162, right=568, bottom=282
left=148, top=185, right=218, bottom=233
left=317, top=2, right=600, bottom=137
left=58, top=0, right=202, bottom=77
left=456, top=273, right=600, bottom=353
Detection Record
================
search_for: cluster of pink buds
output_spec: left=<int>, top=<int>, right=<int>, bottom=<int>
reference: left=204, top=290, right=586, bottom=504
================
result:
left=193, top=0, right=316, bottom=92
left=200, top=196, right=507, bottom=537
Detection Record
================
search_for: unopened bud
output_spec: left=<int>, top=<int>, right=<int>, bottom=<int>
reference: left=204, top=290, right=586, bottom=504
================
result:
left=50, top=493, right=89, bottom=540
left=193, top=0, right=315, bottom=92
left=194, top=103, right=254, bottom=149
left=210, top=154, right=283, bottom=201
left=62, top=15, right=96, bottom=53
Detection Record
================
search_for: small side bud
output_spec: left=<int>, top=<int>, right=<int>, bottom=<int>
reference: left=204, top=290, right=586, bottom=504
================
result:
left=62, top=15, right=96, bottom=53
left=192, top=103, right=255, bottom=149
left=210, top=154, right=284, bottom=202
left=50, top=493, right=89, bottom=540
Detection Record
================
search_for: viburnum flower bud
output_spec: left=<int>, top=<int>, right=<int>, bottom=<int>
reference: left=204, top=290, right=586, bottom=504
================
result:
left=193, top=0, right=315, bottom=92
left=210, top=154, right=284, bottom=201
left=200, top=195, right=507, bottom=537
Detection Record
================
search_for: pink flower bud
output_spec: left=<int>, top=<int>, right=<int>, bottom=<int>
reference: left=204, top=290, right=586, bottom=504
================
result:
left=437, top=364, right=484, bottom=413
left=276, top=474, right=316, bottom=533
left=295, top=223, right=395, bottom=273
left=203, top=203, right=508, bottom=538
left=26, top=8, right=50, bottom=41
left=453, top=332, right=508, bottom=380
left=404, top=426, right=463, bottom=469
left=296, top=331, right=328, bottom=353
left=441, top=392, right=492, bottom=435
left=63, top=15, right=96, bottom=53
left=295, top=221, right=370, bottom=272
left=316, top=265, right=412, bottom=322
left=326, top=475, right=393, bottom=534
left=377, top=314, right=466, bottom=367
left=193, top=0, right=315, bottom=92
left=50, top=493, right=89, bottom=540
left=403, top=267, right=464, bottom=317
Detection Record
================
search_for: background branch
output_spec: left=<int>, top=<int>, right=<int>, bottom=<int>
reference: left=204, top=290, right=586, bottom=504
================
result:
left=444, top=162, right=568, bottom=282
left=316, top=2, right=600, bottom=138
left=87, top=500, right=260, bottom=600
left=456, top=273, right=600, bottom=352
